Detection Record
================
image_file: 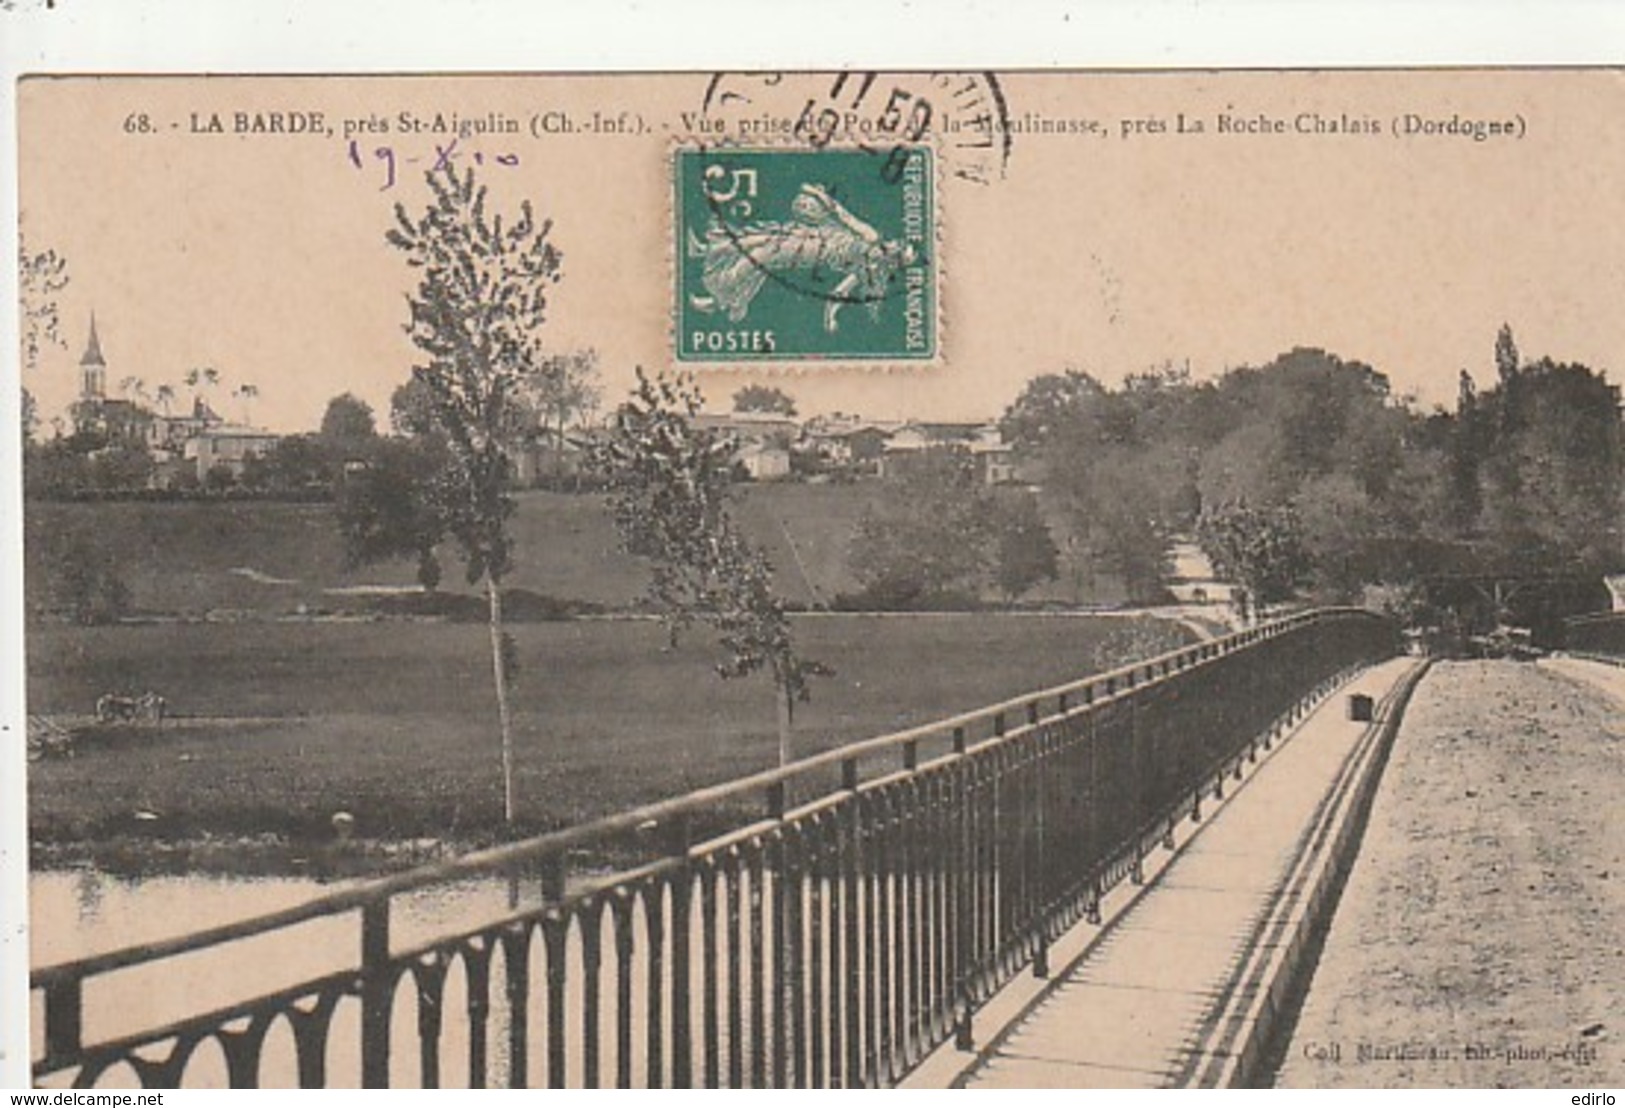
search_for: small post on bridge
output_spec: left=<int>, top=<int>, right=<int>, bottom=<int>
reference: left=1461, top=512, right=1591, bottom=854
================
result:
left=360, top=900, right=392, bottom=1088
left=43, top=977, right=82, bottom=1068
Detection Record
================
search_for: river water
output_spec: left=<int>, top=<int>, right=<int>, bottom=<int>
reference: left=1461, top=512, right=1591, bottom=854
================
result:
left=31, top=862, right=783, bottom=1090
left=30, top=866, right=549, bottom=1088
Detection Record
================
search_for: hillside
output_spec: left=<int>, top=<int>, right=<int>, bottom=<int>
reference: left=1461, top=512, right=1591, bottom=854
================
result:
left=22, top=486, right=868, bottom=617
left=24, top=483, right=1114, bottom=619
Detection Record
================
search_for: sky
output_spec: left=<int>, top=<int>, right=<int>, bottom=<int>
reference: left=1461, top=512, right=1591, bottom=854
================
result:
left=18, top=69, right=1625, bottom=433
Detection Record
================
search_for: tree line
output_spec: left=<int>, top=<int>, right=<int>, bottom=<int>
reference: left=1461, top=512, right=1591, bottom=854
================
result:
left=999, top=334, right=1623, bottom=622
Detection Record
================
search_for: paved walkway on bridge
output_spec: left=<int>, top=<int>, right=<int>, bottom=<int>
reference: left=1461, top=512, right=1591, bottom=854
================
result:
left=944, top=656, right=1421, bottom=1089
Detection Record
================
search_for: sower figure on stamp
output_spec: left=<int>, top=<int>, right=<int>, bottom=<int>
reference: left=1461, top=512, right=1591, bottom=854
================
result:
left=687, top=182, right=918, bottom=333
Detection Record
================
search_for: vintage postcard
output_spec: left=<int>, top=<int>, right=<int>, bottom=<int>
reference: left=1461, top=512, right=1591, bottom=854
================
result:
left=8, top=59, right=1625, bottom=1091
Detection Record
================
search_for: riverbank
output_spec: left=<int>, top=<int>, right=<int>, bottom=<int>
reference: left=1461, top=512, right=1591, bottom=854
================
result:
left=29, top=833, right=455, bottom=881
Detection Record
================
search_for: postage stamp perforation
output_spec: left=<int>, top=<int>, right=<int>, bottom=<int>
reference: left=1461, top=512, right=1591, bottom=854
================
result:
left=667, top=132, right=948, bottom=376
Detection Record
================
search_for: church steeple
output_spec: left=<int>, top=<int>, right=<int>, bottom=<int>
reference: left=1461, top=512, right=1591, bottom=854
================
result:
left=80, top=313, right=107, bottom=400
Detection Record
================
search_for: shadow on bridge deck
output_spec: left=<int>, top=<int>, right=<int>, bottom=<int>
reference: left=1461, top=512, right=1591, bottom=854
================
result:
left=904, top=655, right=1428, bottom=1089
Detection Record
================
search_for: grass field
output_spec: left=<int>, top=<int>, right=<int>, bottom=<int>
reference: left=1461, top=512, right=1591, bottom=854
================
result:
left=27, top=615, right=1188, bottom=851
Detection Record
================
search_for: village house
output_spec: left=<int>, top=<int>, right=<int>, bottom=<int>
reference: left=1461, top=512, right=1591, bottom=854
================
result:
left=147, top=398, right=226, bottom=454
left=799, top=415, right=904, bottom=475
left=184, top=424, right=283, bottom=480
left=736, top=439, right=792, bottom=480
left=879, top=420, right=1015, bottom=485
left=693, top=411, right=798, bottom=481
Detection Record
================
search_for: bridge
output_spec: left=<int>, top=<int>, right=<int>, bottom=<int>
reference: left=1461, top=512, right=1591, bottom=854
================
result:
left=27, top=608, right=1621, bottom=1088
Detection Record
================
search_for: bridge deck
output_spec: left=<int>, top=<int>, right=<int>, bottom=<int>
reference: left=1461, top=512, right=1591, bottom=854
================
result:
left=941, top=656, right=1420, bottom=1089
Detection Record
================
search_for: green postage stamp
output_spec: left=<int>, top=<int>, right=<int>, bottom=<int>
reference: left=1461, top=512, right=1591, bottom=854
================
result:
left=675, top=146, right=936, bottom=363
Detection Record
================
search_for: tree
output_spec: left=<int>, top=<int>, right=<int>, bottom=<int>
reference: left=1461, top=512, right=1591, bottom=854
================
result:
left=203, top=462, right=237, bottom=493
left=596, top=369, right=826, bottom=766
left=1009, top=369, right=1189, bottom=603
left=89, top=439, right=156, bottom=491
left=263, top=433, right=336, bottom=492
left=1179, top=347, right=1431, bottom=604
left=19, top=233, right=68, bottom=375
left=528, top=348, right=600, bottom=483
left=848, top=447, right=998, bottom=606
left=50, top=529, right=131, bottom=625
left=334, top=436, right=449, bottom=591
left=390, top=375, right=440, bottom=438
left=184, top=366, right=222, bottom=408
left=732, top=384, right=798, bottom=417
left=23, top=436, right=92, bottom=498
left=234, top=382, right=261, bottom=425
left=1476, top=356, right=1623, bottom=572
left=1495, top=323, right=1520, bottom=386
left=19, top=234, right=68, bottom=445
left=319, top=392, right=378, bottom=452
left=1196, top=500, right=1311, bottom=623
left=1418, top=331, right=1624, bottom=583
left=991, top=490, right=1060, bottom=602
left=999, top=369, right=1107, bottom=456
left=1050, top=445, right=1182, bottom=603
left=387, top=162, right=563, bottom=825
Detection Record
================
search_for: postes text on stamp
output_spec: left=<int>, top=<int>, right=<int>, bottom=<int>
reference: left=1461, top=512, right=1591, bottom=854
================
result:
left=675, top=145, right=936, bottom=363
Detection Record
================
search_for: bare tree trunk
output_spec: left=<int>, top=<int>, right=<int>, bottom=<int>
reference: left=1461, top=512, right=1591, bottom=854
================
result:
left=486, top=571, right=516, bottom=825
left=776, top=679, right=793, bottom=769
left=556, top=407, right=567, bottom=485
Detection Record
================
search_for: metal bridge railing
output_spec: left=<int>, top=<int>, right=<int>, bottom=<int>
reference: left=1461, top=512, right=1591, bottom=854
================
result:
left=31, top=607, right=1398, bottom=1089
left=1563, top=610, right=1625, bottom=663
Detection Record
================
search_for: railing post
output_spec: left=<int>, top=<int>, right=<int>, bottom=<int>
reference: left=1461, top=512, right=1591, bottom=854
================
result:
left=504, top=928, right=532, bottom=1090
left=43, top=978, right=83, bottom=1066
left=360, top=900, right=392, bottom=1089
left=669, top=814, right=695, bottom=1089
left=955, top=1009, right=975, bottom=1052
left=1032, top=716, right=1050, bottom=980
left=770, top=829, right=791, bottom=1088
left=541, top=853, right=568, bottom=904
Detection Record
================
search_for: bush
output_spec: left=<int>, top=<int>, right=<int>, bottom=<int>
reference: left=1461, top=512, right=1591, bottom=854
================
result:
left=47, top=530, right=132, bottom=624
left=829, top=585, right=986, bottom=612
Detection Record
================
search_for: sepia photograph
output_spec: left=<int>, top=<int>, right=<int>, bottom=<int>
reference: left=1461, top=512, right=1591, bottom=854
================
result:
left=4, top=9, right=1624, bottom=1092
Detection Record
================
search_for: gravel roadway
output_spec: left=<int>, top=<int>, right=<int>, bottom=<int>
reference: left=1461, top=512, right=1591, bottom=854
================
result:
left=1275, top=658, right=1623, bottom=1088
